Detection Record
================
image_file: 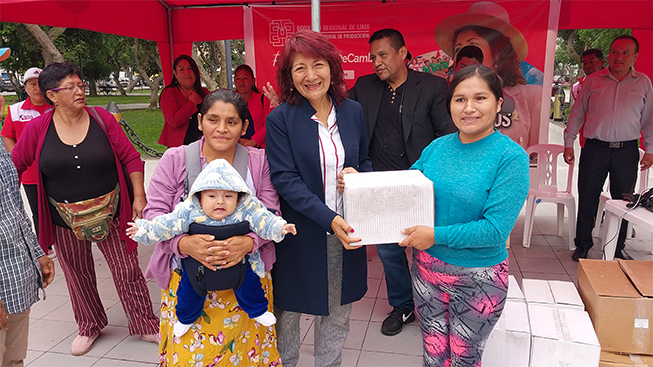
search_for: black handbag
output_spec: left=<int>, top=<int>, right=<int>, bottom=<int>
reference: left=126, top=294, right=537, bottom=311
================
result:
left=182, top=221, right=250, bottom=295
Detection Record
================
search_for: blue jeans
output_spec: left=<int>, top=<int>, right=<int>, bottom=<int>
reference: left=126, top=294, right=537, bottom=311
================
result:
left=376, top=243, right=414, bottom=310
left=176, top=262, right=268, bottom=324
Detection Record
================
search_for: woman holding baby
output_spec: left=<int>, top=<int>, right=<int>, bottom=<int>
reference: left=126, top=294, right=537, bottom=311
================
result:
left=144, top=89, right=282, bottom=366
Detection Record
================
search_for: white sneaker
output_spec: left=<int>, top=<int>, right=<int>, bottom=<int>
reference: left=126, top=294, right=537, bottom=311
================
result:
left=173, top=321, right=192, bottom=338
left=254, top=311, right=276, bottom=326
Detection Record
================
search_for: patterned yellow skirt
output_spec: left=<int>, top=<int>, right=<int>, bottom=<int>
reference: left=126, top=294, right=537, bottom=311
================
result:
left=159, top=270, right=282, bottom=367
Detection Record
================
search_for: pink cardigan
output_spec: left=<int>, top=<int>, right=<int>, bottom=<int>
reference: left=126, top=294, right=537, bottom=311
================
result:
left=158, top=86, right=210, bottom=148
left=143, top=139, right=280, bottom=288
left=11, top=106, right=144, bottom=253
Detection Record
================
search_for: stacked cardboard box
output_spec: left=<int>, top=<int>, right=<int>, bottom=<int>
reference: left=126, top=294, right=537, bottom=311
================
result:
left=484, top=277, right=601, bottom=367
left=482, top=275, right=531, bottom=367
left=578, top=260, right=653, bottom=364
left=343, top=170, right=433, bottom=245
left=523, top=279, right=601, bottom=367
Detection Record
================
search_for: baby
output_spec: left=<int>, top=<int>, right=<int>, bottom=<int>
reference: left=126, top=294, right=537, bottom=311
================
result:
left=127, top=159, right=296, bottom=337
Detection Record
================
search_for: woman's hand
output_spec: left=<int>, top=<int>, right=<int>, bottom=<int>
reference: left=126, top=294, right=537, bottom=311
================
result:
left=178, top=234, right=221, bottom=271
left=239, top=138, right=258, bottom=147
left=337, top=167, right=358, bottom=194
left=399, top=225, right=435, bottom=250
left=331, top=215, right=362, bottom=250
left=262, top=83, right=280, bottom=108
left=206, top=235, right=256, bottom=270
left=132, top=195, right=147, bottom=220
left=188, top=89, right=203, bottom=105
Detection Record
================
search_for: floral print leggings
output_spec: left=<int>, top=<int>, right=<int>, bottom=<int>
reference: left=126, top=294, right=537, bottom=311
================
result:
left=412, top=250, right=509, bottom=367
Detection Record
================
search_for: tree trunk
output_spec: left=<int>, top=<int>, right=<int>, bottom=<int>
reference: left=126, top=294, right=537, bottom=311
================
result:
left=8, top=72, right=22, bottom=97
left=126, top=74, right=143, bottom=93
left=192, top=44, right=217, bottom=91
left=217, top=40, right=228, bottom=88
left=89, top=79, right=98, bottom=97
left=23, top=24, right=65, bottom=65
left=148, top=75, right=164, bottom=109
left=566, top=30, right=581, bottom=64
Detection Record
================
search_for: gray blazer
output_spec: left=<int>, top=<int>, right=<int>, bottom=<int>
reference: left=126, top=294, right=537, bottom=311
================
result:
left=348, top=69, right=457, bottom=165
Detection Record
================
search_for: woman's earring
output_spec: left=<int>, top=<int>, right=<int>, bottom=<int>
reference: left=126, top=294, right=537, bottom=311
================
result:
left=290, top=87, right=294, bottom=92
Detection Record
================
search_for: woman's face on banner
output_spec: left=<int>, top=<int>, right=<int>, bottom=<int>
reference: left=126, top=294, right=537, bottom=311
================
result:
left=454, top=30, right=495, bottom=71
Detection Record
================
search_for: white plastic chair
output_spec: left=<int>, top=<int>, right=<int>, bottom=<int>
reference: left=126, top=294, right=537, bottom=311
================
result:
left=592, top=149, right=651, bottom=250
left=522, top=144, right=576, bottom=250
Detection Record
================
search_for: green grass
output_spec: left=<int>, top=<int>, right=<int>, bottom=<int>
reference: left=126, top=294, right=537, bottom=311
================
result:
left=120, top=109, right=168, bottom=157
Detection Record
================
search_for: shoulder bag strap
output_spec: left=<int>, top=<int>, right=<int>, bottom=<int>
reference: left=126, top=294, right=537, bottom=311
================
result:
left=183, top=140, right=202, bottom=201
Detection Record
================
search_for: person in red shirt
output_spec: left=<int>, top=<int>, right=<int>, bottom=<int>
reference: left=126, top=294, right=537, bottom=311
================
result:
left=1, top=67, right=50, bottom=237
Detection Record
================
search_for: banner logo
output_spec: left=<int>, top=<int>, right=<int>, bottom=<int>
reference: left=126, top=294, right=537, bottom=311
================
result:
left=269, top=20, right=295, bottom=46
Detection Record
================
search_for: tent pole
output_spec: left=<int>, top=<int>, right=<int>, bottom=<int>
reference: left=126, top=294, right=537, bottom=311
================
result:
left=167, top=7, right=174, bottom=68
left=226, top=40, right=233, bottom=89
left=311, top=0, right=320, bottom=32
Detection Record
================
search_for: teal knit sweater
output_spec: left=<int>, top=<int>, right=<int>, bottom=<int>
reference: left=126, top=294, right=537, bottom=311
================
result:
left=411, top=130, right=529, bottom=268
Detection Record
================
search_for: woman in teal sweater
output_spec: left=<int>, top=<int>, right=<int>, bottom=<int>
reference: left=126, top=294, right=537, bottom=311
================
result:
left=399, top=65, right=529, bottom=367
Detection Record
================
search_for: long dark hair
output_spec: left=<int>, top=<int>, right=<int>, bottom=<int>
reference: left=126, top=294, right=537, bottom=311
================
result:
left=234, top=64, right=261, bottom=94
left=453, top=25, right=526, bottom=88
left=275, top=30, right=348, bottom=107
left=163, top=55, right=207, bottom=98
left=446, top=65, right=503, bottom=117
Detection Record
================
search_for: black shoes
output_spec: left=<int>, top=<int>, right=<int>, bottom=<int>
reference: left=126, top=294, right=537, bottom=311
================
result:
left=614, top=249, right=634, bottom=260
left=572, top=247, right=589, bottom=262
left=381, top=307, right=415, bottom=336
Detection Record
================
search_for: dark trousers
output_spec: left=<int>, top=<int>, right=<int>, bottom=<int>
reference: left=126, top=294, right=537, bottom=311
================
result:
left=23, top=184, right=38, bottom=236
left=575, top=140, right=639, bottom=253
left=176, top=262, right=268, bottom=325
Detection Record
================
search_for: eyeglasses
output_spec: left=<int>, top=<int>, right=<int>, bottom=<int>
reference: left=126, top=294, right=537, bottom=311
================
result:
left=50, top=83, right=88, bottom=92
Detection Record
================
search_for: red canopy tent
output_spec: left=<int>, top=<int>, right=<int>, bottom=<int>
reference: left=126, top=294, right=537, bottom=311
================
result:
left=1, top=0, right=651, bottom=82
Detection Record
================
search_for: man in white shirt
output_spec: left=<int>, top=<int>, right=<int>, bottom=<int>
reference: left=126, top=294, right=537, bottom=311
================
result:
left=564, top=35, right=653, bottom=261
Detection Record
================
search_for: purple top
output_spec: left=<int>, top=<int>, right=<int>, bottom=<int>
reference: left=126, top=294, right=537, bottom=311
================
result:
left=143, top=138, right=280, bottom=288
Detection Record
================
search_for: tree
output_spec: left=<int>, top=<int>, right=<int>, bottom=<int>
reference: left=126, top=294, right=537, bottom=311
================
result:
left=0, top=22, right=45, bottom=92
left=134, top=39, right=164, bottom=109
left=555, top=28, right=631, bottom=82
left=23, top=24, right=65, bottom=65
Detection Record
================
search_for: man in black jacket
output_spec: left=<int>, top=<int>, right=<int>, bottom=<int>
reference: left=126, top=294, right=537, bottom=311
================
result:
left=349, top=28, right=456, bottom=336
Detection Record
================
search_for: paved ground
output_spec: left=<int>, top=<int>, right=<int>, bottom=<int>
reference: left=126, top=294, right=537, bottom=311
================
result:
left=19, top=122, right=653, bottom=366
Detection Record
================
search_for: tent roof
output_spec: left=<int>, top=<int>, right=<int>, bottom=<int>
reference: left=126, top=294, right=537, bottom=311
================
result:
left=2, top=0, right=650, bottom=44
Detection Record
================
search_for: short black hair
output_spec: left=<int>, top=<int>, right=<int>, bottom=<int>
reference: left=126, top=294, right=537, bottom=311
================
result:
left=611, top=35, right=639, bottom=54
left=446, top=65, right=503, bottom=117
left=369, top=28, right=406, bottom=51
left=581, top=48, right=603, bottom=60
left=455, top=45, right=484, bottom=65
left=39, top=62, right=83, bottom=105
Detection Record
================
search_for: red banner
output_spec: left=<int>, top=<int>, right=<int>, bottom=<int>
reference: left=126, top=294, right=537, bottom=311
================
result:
left=249, top=1, right=549, bottom=89
left=247, top=0, right=552, bottom=148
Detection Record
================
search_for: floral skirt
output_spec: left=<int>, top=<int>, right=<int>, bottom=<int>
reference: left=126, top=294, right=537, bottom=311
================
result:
left=159, top=270, right=282, bottom=367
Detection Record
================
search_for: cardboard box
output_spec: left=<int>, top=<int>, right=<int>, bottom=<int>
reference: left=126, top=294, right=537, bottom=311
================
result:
left=599, top=351, right=653, bottom=366
left=578, top=259, right=653, bottom=355
left=522, top=279, right=584, bottom=309
left=482, top=299, right=531, bottom=367
left=528, top=304, right=601, bottom=367
left=343, top=170, right=433, bottom=245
